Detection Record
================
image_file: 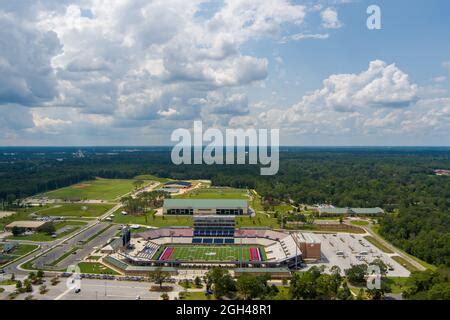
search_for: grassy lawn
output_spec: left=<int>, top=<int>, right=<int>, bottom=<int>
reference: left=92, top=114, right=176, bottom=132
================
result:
left=77, top=262, right=119, bottom=275
left=350, top=220, right=370, bottom=226
left=363, top=236, right=394, bottom=253
left=272, top=204, right=295, bottom=214
left=9, top=244, right=39, bottom=256
left=155, top=245, right=266, bottom=262
left=7, top=221, right=87, bottom=242
left=0, top=244, right=39, bottom=266
left=133, top=174, right=172, bottom=184
left=113, top=210, right=194, bottom=227
left=44, top=178, right=153, bottom=201
left=34, top=203, right=114, bottom=218
left=392, top=255, right=420, bottom=272
left=174, top=187, right=249, bottom=199
left=179, top=291, right=215, bottom=300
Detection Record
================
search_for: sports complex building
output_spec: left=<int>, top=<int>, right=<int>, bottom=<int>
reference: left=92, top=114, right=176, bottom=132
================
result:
left=163, top=199, right=249, bottom=215
left=103, top=199, right=321, bottom=278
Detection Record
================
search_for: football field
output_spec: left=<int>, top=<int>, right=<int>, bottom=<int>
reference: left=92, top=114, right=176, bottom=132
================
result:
left=155, top=245, right=266, bottom=262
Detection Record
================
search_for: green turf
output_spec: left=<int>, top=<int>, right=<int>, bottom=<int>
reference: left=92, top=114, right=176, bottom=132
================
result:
left=156, top=245, right=266, bottom=262
left=77, top=262, right=119, bottom=275
left=113, top=210, right=194, bottom=227
left=174, top=187, right=249, bottom=199
left=34, top=203, right=114, bottom=218
left=351, top=220, right=370, bottom=226
left=0, top=244, right=39, bottom=266
left=44, top=178, right=152, bottom=201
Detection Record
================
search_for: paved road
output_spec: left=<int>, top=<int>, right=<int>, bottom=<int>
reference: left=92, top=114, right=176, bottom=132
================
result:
left=0, top=278, right=183, bottom=300
left=2, top=203, right=122, bottom=275
left=363, top=223, right=426, bottom=271
left=31, top=223, right=119, bottom=270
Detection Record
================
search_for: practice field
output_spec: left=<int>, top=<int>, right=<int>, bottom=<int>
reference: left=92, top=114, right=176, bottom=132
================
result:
left=44, top=178, right=152, bottom=201
left=174, top=187, right=248, bottom=200
left=34, top=203, right=114, bottom=218
left=155, top=245, right=266, bottom=262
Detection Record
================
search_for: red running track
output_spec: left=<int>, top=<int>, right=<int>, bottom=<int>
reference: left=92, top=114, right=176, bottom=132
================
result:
left=249, top=247, right=261, bottom=261
left=159, top=247, right=175, bottom=261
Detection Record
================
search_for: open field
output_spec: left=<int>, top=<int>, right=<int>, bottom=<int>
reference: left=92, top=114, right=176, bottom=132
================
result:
left=44, top=178, right=152, bottom=201
left=77, top=262, right=119, bottom=275
left=0, top=244, right=39, bottom=266
left=6, top=221, right=87, bottom=242
left=174, top=187, right=248, bottom=199
left=113, top=210, right=194, bottom=227
left=34, top=203, right=114, bottom=218
left=133, top=174, right=172, bottom=183
left=350, top=220, right=370, bottom=226
left=155, top=245, right=266, bottom=262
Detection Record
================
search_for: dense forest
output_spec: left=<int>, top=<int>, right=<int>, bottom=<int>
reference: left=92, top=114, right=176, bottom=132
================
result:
left=0, top=147, right=449, bottom=266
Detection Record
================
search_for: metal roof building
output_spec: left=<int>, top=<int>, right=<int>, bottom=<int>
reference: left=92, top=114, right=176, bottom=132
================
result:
left=318, top=207, right=384, bottom=216
left=163, top=199, right=249, bottom=215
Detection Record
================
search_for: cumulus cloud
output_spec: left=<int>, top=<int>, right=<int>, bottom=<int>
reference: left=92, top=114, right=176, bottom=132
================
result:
left=279, top=33, right=329, bottom=44
left=320, top=7, right=343, bottom=29
left=0, top=12, right=62, bottom=106
left=254, top=60, right=450, bottom=144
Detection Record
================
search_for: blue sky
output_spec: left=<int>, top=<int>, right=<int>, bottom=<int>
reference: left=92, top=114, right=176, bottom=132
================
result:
left=0, top=0, right=449, bottom=146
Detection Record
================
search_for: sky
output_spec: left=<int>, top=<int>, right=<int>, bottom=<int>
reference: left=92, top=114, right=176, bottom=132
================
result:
left=0, top=0, right=449, bottom=146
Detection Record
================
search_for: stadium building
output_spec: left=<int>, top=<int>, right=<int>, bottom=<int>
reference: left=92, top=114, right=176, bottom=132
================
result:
left=163, top=199, right=249, bottom=215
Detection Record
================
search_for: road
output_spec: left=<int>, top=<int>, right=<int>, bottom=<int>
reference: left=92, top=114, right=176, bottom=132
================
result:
left=3, top=181, right=163, bottom=276
left=362, top=223, right=426, bottom=271
left=2, top=202, right=122, bottom=275
left=0, top=278, right=184, bottom=300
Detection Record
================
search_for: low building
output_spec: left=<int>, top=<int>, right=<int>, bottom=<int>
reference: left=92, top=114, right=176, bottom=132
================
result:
left=163, top=199, right=249, bottom=215
left=5, top=221, right=50, bottom=232
left=318, top=207, right=384, bottom=217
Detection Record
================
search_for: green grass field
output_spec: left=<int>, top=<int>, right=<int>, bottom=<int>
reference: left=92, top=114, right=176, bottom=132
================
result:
left=44, top=178, right=152, bottom=201
left=174, top=187, right=248, bottom=199
left=0, top=244, right=39, bottom=266
left=155, top=245, right=266, bottom=262
left=34, top=203, right=114, bottom=218
left=77, top=262, right=119, bottom=275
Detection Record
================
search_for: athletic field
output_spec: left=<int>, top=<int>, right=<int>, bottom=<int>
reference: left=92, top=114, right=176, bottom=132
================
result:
left=155, top=245, right=266, bottom=262
left=44, top=178, right=151, bottom=201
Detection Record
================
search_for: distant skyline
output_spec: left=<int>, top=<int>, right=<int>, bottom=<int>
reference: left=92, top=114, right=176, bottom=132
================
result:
left=1, top=0, right=450, bottom=146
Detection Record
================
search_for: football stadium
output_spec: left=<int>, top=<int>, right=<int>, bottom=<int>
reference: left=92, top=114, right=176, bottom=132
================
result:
left=101, top=199, right=321, bottom=277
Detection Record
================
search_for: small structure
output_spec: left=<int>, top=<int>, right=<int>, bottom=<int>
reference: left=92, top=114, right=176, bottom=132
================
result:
left=318, top=207, right=384, bottom=217
left=163, top=181, right=192, bottom=189
left=5, top=221, right=50, bottom=232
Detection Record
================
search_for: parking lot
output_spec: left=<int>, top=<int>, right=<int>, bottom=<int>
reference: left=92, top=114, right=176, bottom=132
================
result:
left=305, top=233, right=410, bottom=277
left=33, top=223, right=119, bottom=270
